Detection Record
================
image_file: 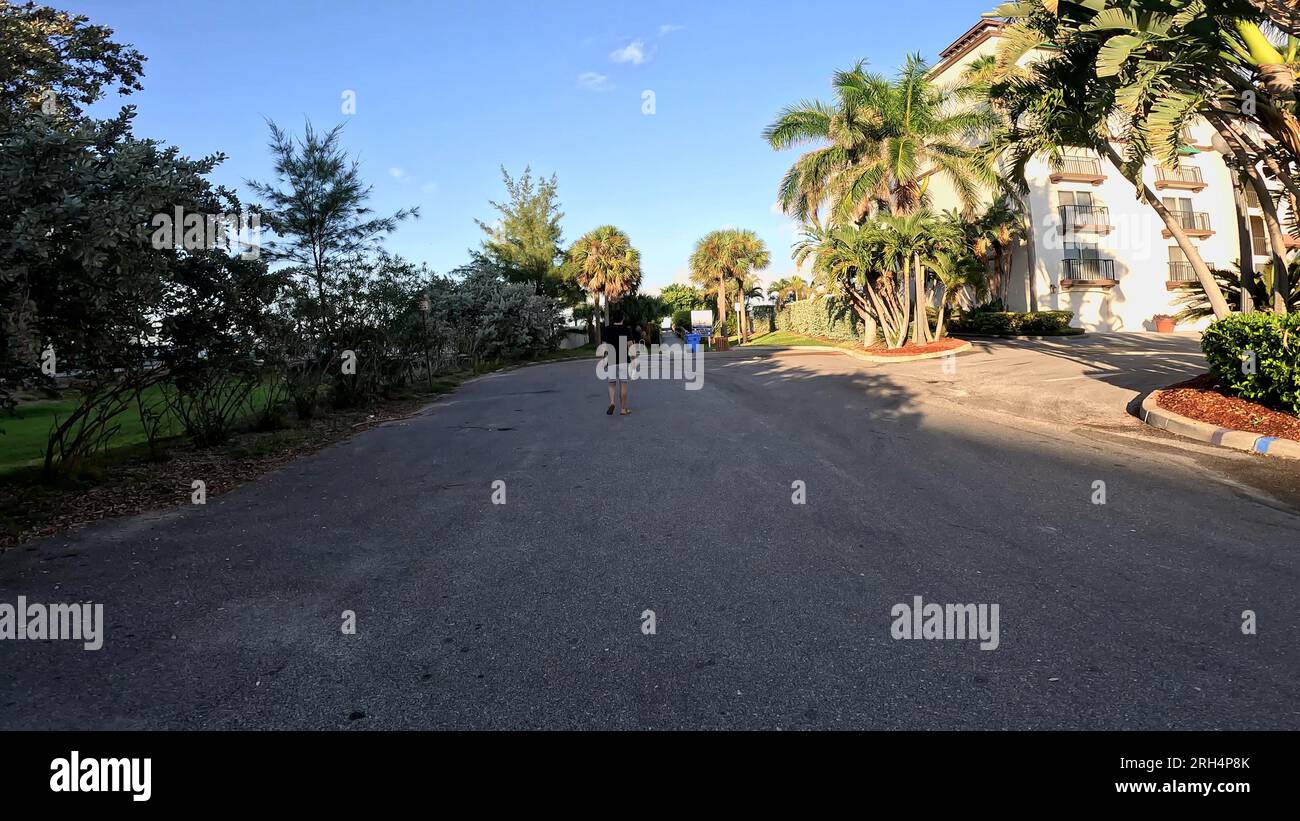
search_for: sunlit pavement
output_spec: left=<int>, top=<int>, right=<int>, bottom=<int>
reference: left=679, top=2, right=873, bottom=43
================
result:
left=1, top=337, right=1296, bottom=729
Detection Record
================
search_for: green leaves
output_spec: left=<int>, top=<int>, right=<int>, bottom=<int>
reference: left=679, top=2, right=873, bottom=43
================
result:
left=568, top=225, right=642, bottom=303
left=1095, top=34, right=1146, bottom=76
left=1148, top=89, right=1205, bottom=168
left=766, top=56, right=995, bottom=226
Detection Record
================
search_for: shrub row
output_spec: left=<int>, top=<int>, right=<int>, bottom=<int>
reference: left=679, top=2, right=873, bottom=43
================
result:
left=1202, top=312, right=1300, bottom=415
left=775, top=298, right=862, bottom=342
left=949, top=310, right=1075, bottom=336
left=749, top=305, right=776, bottom=336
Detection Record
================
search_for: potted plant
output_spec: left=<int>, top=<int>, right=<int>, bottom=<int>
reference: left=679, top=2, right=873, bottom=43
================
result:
left=1153, top=314, right=1176, bottom=333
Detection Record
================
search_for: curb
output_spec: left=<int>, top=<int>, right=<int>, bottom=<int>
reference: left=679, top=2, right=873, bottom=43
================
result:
left=738, top=340, right=973, bottom=364
left=1140, top=391, right=1300, bottom=460
left=953, top=332, right=1087, bottom=341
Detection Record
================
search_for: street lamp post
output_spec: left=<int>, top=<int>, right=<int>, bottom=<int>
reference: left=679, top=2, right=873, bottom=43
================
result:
left=1211, top=133, right=1256, bottom=313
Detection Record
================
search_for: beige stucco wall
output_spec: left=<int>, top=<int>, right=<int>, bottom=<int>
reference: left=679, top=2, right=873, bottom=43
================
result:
left=926, top=27, right=1269, bottom=332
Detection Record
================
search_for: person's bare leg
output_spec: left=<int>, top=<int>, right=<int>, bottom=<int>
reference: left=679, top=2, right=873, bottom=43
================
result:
left=606, top=381, right=616, bottom=414
left=619, top=381, right=630, bottom=414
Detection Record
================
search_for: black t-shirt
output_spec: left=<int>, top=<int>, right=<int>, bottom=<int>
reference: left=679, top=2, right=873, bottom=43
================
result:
left=601, top=323, right=637, bottom=364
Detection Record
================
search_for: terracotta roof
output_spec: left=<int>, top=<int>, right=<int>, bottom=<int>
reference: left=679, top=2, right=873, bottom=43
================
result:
left=932, top=18, right=1005, bottom=77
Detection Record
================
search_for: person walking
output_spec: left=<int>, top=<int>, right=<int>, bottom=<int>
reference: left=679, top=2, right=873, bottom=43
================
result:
left=601, top=309, right=636, bottom=416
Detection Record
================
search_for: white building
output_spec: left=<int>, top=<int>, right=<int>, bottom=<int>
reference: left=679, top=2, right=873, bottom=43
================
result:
left=929, top=20, right=1286, bottom=331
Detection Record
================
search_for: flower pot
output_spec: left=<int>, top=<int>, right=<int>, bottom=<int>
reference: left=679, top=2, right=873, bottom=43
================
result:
left=1153, top=315, right=1176, bottom=333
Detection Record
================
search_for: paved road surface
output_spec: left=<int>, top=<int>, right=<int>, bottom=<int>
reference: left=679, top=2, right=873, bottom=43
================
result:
left=1, top=338, right=1297, bottom=729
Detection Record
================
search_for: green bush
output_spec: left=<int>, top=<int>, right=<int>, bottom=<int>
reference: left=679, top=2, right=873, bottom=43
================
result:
left=750, top=305, right=776, bottom=336
left=1202, top=312, right=1300, bottom=415
left=949, top=310, right=1075, bottom=336
left=671, top=309, right=693, bottom=332
left=775, top=298, right=861, bottom=341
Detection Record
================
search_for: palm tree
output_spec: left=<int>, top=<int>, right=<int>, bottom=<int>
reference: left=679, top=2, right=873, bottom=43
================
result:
left=767, top=276, right=791, bottom=306
left=768, top=275, right=812, bottom=306
left=971, top=195, right=1026, bottom=307
left=869, top=210, right=963, bottom=344
left=929, top=251, right=988, bottom=339
left=985, top=0, right=1300, bottom=317
left=795, top=219, right=901, bottom=347
left=764, top=55, right=997, bottom=225
left=689, top=229, right=770, bottom=348
left=567, top=226, right=642, bottom=342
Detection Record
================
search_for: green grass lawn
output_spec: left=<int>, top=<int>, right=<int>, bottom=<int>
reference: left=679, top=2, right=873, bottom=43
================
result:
left=0, top=381, right=279, bottom=475
left=1, top=347, right=597, bottom=476
left=742, top=330, right=864, bottom=349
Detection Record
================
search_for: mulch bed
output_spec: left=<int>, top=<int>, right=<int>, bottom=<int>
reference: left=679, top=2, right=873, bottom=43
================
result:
left=865, top=337, right=968, bottom=357
left=1157, top=374, right=1300, bottom=443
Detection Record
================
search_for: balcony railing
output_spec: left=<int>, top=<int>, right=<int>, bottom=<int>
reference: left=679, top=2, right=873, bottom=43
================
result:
left=1162, top=209, right=1212, bottom=236
left=1167, top=261, right=1209, bottom=283
left=1155, top=165, right=1207, bottom=191
left=1058, top=204, right=1111, bottom=231
left=1050, top=156, right=1105, bottom=184
left=1062, top=258, right=1116, bottom=282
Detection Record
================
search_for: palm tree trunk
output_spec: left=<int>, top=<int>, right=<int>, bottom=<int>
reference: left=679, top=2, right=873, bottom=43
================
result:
left=1214, top=118, right=1292, bottom=312
left=716, top=277, right=729, bottom=351
left=1004, top=247, right=1016, bottom=308
left=1099, top=143, right=1232, bottom=320
left=992, top=246, right=1006, bottom=305
left=912, top=254, right=930, bottom=345
left=864, top=282, right=899, bottom=349
left=1244, top=170, right=1293, bottom=313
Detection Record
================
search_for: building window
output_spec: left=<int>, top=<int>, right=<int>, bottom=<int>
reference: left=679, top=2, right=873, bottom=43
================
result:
left=1250, top=216, right=1268, bottom=256
left=1064, top=242, right=1100, bottom=261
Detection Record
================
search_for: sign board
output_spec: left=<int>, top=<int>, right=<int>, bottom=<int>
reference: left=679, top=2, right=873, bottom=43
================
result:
left=690, top=309, right=714, bottom=329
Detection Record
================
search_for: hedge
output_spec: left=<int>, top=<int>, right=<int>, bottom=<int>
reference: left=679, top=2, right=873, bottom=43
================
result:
left=948, top=310, right=1075, bottom=336
left=1202, top=312, right=1300, bottom=415
left=750, top=305, right=776, bottom=336
left=775, top=298, right=862, bottom=342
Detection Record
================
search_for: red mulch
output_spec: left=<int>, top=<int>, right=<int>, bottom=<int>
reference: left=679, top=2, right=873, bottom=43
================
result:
left=867, top=337, right=967, bottom=357
left=1158, top=374, right=1300, bottom=443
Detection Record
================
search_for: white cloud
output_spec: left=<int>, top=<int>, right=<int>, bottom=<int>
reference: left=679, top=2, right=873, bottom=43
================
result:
left=659, top=24, right=685, bottom=36
left=577, top=71, right=613, bottom=91
left=388, top=167, right=406, bottom=180
left=420, top=182, right=437, bottom=194
left=610, top=39, right=647, bottom=65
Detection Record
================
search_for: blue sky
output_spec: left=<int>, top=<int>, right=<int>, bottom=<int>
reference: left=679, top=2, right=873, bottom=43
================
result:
left=72, top=0, right=984, bottom=292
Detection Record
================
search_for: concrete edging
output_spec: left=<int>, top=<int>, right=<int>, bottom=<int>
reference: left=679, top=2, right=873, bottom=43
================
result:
left=1140, top=391, right=1300, bottom=460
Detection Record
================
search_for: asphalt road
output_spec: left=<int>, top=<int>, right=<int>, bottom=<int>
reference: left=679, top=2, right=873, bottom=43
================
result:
left=2, top=340, right=1298, bottom=729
